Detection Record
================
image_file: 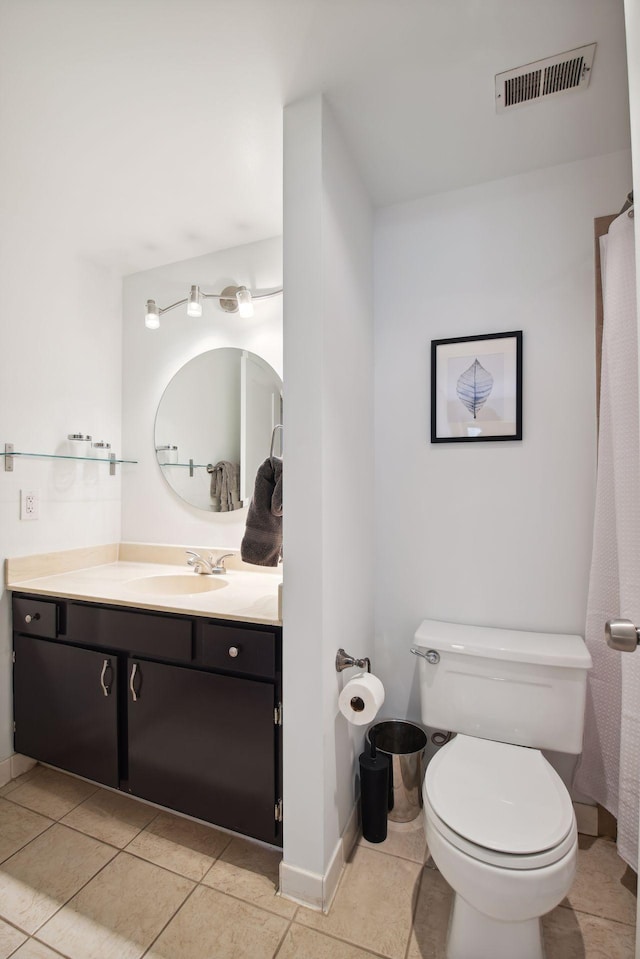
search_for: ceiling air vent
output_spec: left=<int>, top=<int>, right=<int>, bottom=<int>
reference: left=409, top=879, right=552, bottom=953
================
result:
left=495, top=43, right=596, bottom=112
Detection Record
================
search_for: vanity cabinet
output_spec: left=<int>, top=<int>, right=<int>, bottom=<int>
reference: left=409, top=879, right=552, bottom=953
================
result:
left=127, top=659, right=276, bottom=841
left=14, top=634, right=119, bottom=788
left=12, top=594, right=282, bottom=846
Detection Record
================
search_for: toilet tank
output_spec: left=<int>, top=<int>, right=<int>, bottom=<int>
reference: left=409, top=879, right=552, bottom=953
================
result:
left=413, top=619, right=592, bottom=754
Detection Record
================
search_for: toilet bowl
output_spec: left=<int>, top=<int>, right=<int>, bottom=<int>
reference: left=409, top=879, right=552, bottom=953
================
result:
left=412, top=619, right=592, bottom=959
left=423, top=735, right=577, bottom=959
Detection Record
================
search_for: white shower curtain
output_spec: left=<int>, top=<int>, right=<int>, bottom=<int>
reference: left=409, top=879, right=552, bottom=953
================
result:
left=574, top=208, right=640, bottom=869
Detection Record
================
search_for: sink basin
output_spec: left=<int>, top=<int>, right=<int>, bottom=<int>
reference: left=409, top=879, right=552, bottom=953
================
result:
left=126, top=575, right=228, bottom=596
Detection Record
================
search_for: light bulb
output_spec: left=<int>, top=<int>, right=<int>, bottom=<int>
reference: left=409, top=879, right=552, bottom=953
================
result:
left=236, top=286, right=253, bottom=318
left=187, top=285, right=202, bottom=318
left=145, top=300, right=160, bottom=330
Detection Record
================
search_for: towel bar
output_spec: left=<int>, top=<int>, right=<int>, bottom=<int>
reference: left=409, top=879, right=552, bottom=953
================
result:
left=270, top=424, right=283, bottom=458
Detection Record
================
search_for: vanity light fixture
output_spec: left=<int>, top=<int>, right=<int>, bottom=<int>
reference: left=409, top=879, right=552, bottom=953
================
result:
left=186, top=285, right=202, bottom=318
left=145, top=301, right=161, bottom=329
left=144, top=283, right=282, bottom=330
left=235, top=286, right=253, bottom=318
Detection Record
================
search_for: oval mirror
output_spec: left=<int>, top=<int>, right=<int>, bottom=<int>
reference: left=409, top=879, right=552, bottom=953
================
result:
left=154, top=348, right=283, bottom=512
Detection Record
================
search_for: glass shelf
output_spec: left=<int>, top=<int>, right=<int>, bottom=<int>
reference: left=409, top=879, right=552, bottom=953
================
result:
left=3, top=445, right=137, bottom=476
left=157, top=460, right=212, bottom=478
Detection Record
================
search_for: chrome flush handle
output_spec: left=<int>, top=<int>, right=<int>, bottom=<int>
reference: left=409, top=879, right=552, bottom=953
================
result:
left=410, top=646, right=440, bottom=665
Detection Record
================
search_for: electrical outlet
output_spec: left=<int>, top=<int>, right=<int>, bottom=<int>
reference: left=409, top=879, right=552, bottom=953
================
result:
left=20, top=489, right=40, bottom=521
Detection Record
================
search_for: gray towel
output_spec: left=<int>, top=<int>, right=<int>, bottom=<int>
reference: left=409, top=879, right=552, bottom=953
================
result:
left=210, top=461, right=241, bottom=512
left=241, top=456, right=283, bottom=567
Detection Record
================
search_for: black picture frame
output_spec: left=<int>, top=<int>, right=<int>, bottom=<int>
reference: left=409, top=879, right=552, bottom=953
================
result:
left=431, top=331, right=523, bottom=443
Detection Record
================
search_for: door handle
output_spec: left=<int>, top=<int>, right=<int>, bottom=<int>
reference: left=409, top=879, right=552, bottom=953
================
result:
left=129, top=662, right=139, bottom=702
left=99, top=659, right=113, bottom=697
left=605, top=619, right=640, bottom=652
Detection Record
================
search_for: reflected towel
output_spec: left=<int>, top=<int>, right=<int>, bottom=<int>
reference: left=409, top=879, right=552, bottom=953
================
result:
left=241, top=456, right=283, bottom=567
left=210, top=461, right=241, bottom=512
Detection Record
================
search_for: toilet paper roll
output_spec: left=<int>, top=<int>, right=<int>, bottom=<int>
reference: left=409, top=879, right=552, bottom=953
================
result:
left=338, top=672, right=385, bottom=726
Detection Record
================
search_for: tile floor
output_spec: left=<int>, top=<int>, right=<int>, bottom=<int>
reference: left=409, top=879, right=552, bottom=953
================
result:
left=0, top=765, right=636, bottom=958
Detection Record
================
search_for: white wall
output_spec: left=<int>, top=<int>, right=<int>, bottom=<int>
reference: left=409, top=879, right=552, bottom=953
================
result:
left=0, top=214, right=123, bottom=764
left=374, top=148, right=633, bottom=723
left=282, top=94, right=374, bottom=907
left=121, top=237, right=282, bottom=548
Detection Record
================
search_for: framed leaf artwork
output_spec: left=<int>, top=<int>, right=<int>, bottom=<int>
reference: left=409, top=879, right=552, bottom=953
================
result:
left=431, top=331, right=522, bottom=443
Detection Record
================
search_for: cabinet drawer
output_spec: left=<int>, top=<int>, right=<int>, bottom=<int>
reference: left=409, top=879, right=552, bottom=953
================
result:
left=13, top=597, right=59, bottom=639
left=199, top=623, right=275, bottom=680
left=67, top=604, right=193, bottom=662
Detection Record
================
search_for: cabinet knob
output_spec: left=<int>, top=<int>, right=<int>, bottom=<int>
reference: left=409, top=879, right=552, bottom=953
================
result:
left=24, top=613, right=40, bottom=624
left=228, top=646, right=239, bottom=658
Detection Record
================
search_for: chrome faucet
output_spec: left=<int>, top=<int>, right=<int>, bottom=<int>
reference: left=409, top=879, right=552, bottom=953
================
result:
left=186, top=550, right=214, bottom=574
left=186, top=550, right=233, bottom=575
left=211, top=553, right=234, bottom=573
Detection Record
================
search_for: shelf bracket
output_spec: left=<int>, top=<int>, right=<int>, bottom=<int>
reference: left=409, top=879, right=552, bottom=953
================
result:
left=4, top=443, right=14, bottom=472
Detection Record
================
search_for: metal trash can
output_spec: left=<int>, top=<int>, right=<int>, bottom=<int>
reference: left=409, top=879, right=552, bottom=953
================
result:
left=367, top=720, right=427, bottom=822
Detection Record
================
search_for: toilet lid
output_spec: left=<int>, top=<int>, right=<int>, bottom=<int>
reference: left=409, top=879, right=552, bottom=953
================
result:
left=426, top=735, right=574, bottom=855
left=424, top=792, right=577, bottom=869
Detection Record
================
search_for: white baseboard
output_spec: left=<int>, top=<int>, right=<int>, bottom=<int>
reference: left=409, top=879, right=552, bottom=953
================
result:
left=323, top=836, right=345, bottom=911
left=574, top=800, right=598, bottom=837
left=11, top=754, right=36, bottom=779
left=340, top=800, right=360, bottom=861
left=279, top=861, right=325, bottom=911
left=0, top=754, right=37, bottom=790
left=280, top=800, right=359, bottom=913
left=0, top=758, right=11, bottom=788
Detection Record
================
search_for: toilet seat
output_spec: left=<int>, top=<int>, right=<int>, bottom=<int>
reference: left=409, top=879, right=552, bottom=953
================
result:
left=425, top=735, right=575, bottom=866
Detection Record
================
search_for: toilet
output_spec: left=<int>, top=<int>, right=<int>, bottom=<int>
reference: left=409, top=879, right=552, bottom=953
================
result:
left=412, top=619, right=592, bottom=959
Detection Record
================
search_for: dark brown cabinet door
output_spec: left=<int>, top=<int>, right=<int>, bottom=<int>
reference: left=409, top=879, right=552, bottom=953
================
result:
left=127, top=658, right=277, bottom=843
left=13, top=634, right=119, bottom=787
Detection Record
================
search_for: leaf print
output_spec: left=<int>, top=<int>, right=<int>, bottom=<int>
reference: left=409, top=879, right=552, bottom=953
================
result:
left=456, top=359, right=494, bottom=419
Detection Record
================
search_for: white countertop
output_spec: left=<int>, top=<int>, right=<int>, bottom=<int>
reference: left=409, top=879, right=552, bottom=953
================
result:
left=6, top=556, right=282, bottom=627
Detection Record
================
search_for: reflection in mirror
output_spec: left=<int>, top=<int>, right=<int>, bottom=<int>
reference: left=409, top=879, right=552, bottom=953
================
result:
left=154, top=348, right=283, bottom=513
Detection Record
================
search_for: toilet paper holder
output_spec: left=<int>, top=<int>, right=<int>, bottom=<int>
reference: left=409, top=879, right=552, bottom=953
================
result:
left=335, top=648, right=371, bottom=673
